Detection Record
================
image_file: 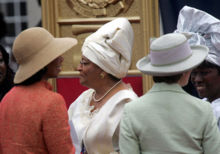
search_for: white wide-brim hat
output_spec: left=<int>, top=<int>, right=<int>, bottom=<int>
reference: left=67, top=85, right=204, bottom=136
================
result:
left=136, top=33, right=208, bottom=76
left=13, top=27, right=78, bottom=84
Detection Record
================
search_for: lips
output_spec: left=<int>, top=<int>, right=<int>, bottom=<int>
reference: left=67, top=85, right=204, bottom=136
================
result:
left=195, top=85, right=206, bottom=97
left=78, top=74, right=85, bottom=82
left=78, top=73, right=84, bottom=77
left=55, top=62, right=62, bottom=71
left=57, top=66, right=61, bottom=72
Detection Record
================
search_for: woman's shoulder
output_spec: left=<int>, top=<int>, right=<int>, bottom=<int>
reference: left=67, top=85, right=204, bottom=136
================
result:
left=74, top=88, right=94, bottom=103
left=68, top=89, right=94, bottom=110
left=114, top=88, right=138, bottom=100
left=29, top=81, right=66, bottom=104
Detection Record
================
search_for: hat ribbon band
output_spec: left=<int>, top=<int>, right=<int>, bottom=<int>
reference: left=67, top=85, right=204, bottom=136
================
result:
left=150, top=41, right=192, bottom=66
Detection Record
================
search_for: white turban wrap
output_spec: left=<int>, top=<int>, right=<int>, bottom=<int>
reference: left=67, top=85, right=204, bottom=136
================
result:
left=175, top=6, right=220, bottom=67
left=82, top=17, right=134, bottom=79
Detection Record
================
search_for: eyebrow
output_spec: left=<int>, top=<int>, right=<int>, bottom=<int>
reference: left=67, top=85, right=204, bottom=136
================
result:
left=82, top=58, right=90, bottom=62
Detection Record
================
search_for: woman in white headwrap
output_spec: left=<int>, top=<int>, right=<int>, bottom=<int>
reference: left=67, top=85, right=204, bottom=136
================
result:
left=175, top=6, right=220, bottom=130
left=68, top=18, right=138, bottom=154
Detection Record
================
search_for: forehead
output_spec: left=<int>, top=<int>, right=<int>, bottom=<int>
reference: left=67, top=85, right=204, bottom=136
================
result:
left=82, top=55, right=90, bottom=61
left=81, top=55, right=102, bottom=69
left=193, top=66, right=217, bottom=71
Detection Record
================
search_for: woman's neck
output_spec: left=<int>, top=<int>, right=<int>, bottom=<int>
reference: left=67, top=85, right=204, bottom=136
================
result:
left=93, top=79, right=121, bottom=96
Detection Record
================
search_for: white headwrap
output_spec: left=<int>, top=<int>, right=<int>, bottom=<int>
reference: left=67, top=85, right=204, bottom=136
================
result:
left=175, top=6, right=220, bottom=67
left=82, top=17, right=134, bottom=79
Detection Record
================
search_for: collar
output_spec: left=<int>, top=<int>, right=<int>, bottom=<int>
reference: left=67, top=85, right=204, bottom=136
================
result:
left=32, top=80, right=53, bottom=91
left=211, top=98, right=220, bottom=104
left=149, top=82, right=186, bottom=94
left=202, top=97, right=220, bottom=104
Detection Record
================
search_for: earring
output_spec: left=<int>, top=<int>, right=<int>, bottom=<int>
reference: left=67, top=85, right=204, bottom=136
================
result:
left=100, top=72, right=105, bottom=79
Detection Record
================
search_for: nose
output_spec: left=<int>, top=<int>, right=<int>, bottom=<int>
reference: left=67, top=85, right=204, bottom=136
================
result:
left=59, top=56, right=64, bottom=63
left=77, top=63, right=82, bottom=71
left=191, top=72, right=203, bottom=84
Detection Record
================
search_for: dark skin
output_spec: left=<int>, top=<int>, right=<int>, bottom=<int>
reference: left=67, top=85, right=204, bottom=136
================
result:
left=0, top=45, right=14, bottom=101
left=0, top=51, right=6, bottom=84
left=191, top=65, right=220, bottom=102
left=77, top=56, right=129, bottom=111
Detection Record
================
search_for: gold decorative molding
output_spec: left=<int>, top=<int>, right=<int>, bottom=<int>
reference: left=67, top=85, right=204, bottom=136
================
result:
left=41, top=0, right=160, bottom=93
left=41, top=0, right=56, bottom=34
left=57, top=16, right=140, bottom=24
left=70, top=16, right=140, bottom=35
left=141, top=0, right=160, bottom=92
left=58, top=70, right=141, bottom=78
left=66, top=0, right=133, bottom=17
left=72, top=25, right=101, bottom=35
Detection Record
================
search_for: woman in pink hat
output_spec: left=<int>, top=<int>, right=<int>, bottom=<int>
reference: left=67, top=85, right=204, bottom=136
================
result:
left=0, top=27, right=77, bottom=154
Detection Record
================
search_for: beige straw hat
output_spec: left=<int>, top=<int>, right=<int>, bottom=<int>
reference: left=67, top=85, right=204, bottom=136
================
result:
left=136, top=33, right=208, bottom=76
left=12, top=27, right=77, bottom=84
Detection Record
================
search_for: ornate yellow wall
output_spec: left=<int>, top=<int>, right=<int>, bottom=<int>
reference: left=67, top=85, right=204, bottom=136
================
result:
left=41, top=0, right=160, bottom=93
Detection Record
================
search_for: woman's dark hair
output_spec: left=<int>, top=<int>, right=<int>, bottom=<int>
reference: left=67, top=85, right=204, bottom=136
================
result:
left=15, top=67, right=48, bottom=86
left=153, top=74, right=182, bottom=84
left=0, top=44, right=14, bottom=101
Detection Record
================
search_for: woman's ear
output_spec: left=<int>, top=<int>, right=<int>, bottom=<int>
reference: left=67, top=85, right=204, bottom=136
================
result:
left=99, top=70, right=108, bottom=79
left=178, top=70, right=192, bottom=87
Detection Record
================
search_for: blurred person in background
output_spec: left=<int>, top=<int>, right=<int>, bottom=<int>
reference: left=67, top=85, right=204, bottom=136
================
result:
left=0, top=44, right=14, bottom=101
left=0, top=12, right=17, bottom=72
left=175, top=6, right=220, bottom=130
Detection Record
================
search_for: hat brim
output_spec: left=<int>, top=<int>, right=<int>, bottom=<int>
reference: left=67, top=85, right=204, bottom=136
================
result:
left=14, top=37, right=77, bottom=84
left=136, top=45, right=208, bottom=76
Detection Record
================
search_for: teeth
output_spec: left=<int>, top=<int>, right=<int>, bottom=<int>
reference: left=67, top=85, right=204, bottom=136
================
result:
left=196, top=87, right=205, bottom=91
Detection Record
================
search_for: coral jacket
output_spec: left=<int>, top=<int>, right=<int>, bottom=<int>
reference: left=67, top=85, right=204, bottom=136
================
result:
left=0, top=81, right=74, bottom=154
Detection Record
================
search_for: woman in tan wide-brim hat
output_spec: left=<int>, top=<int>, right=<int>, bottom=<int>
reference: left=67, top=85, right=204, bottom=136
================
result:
left=119, top=33, right=220, bottom=154
left=0, top=27, right=77, bottom=153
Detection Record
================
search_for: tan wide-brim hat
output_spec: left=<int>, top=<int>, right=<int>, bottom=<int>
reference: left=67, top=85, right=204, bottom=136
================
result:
left=13, top=27, right=77, bottom=84
left=136, top=33, right=208, bottom=76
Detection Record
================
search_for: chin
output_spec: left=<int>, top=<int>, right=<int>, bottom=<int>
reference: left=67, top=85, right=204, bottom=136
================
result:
left=0, top=76, right=5, bottom=84
left=48, top=74, right=59, bottom=78
left=79, top=79, right=85, bottom=85
left=80, top=80, right=89, bottom=88
left=198, top=94, right=206, bottom=99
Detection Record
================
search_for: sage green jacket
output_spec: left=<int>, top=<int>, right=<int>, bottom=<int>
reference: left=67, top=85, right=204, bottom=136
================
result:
left=119, top=83, right=220, bottom=154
